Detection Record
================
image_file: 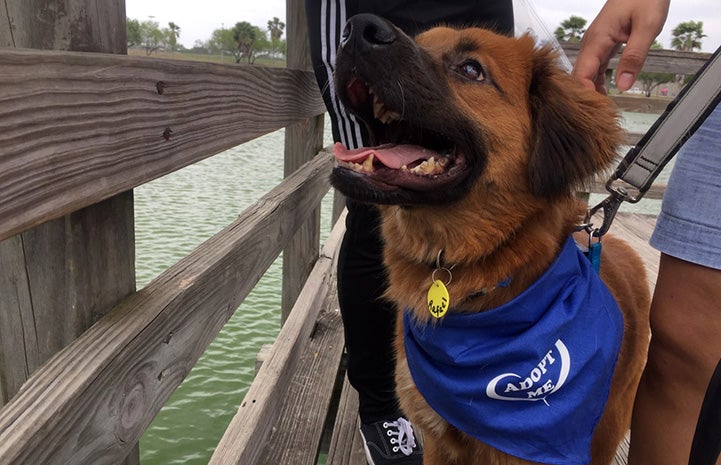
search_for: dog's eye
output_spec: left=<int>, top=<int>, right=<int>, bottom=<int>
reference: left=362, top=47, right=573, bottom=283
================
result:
left=454, top=60, right=485, bottom=82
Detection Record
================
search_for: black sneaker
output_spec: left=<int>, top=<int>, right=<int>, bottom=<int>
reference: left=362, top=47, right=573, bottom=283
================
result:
left=359, top=416, right=423, bottom=464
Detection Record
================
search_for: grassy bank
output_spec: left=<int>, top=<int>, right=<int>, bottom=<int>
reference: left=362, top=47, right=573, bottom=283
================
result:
left=127, top=48, right=286, bottom=68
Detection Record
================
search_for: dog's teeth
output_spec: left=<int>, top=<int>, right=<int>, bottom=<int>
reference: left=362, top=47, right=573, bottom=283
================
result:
left=412, top=157, right=435, bottom=174
left=371, top=92, right=400, bottom=124
left=379, top=110, right=400, bottom=124
left=407, top=155, right=449, bottom=175
left=340, top=153, right=450, bottom=176
left=362, top=154, right=375, bottom=172
left=373, top=100, right=385, bottom=119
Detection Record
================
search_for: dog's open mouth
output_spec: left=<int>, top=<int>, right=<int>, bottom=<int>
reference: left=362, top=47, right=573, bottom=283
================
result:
left=332, top=77, right=471, bottom=198
left=334, top=142, right=465, bottom=190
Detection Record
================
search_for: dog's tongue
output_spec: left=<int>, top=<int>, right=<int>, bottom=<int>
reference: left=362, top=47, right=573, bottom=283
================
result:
left=333, top=142, right=432, bottom=169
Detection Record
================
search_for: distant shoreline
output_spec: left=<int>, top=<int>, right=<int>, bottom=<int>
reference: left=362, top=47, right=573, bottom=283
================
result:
left=610, top=94, right=669, bottom=114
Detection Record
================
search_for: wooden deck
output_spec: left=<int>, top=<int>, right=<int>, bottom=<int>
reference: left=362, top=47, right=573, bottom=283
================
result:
left=241, top=212, right=660, bottom=465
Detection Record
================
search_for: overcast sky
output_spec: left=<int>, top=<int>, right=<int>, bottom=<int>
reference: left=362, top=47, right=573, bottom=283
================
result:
left=125, top=0, right=720, bottom=53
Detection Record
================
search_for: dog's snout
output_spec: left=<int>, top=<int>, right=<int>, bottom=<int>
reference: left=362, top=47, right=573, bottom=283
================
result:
left=341, top=14, right=398, bottom=50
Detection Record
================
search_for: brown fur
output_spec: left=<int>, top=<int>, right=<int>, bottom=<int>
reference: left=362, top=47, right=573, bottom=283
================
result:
left=333, top=19, right=650, bottom=465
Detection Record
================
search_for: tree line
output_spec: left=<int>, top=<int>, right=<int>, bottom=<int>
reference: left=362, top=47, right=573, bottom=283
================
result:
left=126, top=17, right=286, bottom=64
left=555, top=17, right=707, bottom=97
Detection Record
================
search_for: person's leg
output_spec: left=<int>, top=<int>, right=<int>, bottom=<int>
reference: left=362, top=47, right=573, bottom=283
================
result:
left=628, top=254, right=721, bottom=465
left=337, top=201, right=401, bottom=422
left=305, top=0, right=400, bottom=422
left=629, top=104, right=721, bottom=465
left=306, top=5, right=423, bottom=464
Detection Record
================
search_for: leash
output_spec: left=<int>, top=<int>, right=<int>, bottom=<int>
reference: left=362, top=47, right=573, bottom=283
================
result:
left=584, top=45, right=721, bottom=239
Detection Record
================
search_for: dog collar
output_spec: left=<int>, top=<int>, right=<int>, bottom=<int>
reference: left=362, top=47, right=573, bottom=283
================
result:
left=404, top=236, right=624, bottom=465
left=426, top=250, right=512, bottom=318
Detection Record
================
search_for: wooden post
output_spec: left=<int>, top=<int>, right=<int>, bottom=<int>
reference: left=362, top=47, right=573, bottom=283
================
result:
left=0, top=1, right=138, bottom=464
left=281, top=0, right=325, bottom=323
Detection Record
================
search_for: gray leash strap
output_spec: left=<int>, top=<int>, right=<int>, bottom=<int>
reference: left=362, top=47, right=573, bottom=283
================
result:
left=615, top=46, right=721, bottom=200
left=586, top=45, right=721, bottom=238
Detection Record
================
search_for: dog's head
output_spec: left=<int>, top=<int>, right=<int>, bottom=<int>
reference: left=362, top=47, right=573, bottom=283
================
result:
left=331, top=14, right=623, bottom=208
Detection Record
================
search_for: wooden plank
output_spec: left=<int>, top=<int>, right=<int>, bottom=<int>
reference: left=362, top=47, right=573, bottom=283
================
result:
left=281, top=0, right=326, bottom=322
left=0, top=235, right=34, bottom=404
left=1, top=0, right=126, bottom=53
left=0, top=153, right=334, bottom=465
left=587, top=181, right=666, bottom=200
left=281, top=118, right=325, bottom=323
left=610, top=213, right=659, bottom=292
left=0, top=3, right=137, bottom=464
left=625, top=131, right=644, bottom=146
left=0, top=48, right=325, bottom=242
left=0, top=195, right=136, bottom=404
left=0, top=3, right=12, bottom=48
left=209, top=209, right=347, bottom=465
left=327, top=376, right=368, bottom=465
left=256, top=303, right=345, bottom=465
left=562, top=43, right=710, bottom=75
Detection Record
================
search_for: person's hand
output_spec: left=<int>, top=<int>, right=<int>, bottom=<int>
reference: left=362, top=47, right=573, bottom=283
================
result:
left=572, top=0, right=670, bottom=94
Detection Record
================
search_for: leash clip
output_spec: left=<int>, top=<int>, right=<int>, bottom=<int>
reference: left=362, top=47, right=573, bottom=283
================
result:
left=583, top=182, right=629, bottom=239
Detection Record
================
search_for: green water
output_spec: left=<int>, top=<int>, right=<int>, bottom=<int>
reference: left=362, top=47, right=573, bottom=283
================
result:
left=137, top=112, right=661, bottom=464
left=136, top=126, right=334, bottom=464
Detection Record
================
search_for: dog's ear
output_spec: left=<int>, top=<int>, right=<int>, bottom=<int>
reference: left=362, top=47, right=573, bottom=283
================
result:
left=527, top=46, right=624, bottom=198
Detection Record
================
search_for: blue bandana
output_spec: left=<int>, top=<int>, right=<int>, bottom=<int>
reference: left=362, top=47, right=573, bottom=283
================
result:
left=403, top=237, right=624, bottom=465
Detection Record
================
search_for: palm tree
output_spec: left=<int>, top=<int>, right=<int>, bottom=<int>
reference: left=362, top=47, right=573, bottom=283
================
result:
left=266, top=17, right=286, bottom=57
left=267, top=17, right=285, bottom=41
left=233, top=21, right=262, bottom=63
left=671, top=21, right=706, bottom=52
left=167, top=22, right=181, bottom=52
left=554, top=16, right=587, bottom=43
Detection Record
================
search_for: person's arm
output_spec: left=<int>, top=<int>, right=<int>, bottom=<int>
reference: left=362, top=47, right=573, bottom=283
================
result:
left=572, top=0, right=670, bottom=93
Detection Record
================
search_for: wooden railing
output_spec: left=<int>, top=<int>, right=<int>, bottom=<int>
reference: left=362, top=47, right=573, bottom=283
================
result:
left=561, top=42, right=711, bottom=75
left=0, top=149, right=335, bottom=465
left=0, top=49, right=324, bottom=241
left=0, top=1, right=332, bottom=463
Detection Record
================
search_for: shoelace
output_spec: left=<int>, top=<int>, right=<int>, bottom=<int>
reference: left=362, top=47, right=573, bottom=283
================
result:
left=383, top=417, right=417, bottom=456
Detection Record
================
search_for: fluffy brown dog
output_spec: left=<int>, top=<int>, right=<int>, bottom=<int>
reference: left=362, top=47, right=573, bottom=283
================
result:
left=331, top=14, right=650, bottom=465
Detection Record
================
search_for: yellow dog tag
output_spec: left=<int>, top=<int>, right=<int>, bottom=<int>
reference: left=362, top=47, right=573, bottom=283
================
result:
left=427, top=279, right=450, bottom=318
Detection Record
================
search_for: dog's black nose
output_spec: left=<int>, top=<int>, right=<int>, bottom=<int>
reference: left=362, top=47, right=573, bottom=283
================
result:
left=341, top=14, right=398, bottom=50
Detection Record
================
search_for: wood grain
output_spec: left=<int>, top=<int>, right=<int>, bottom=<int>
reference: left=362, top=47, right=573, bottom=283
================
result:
left=326, top=376, right=368, bottom=465
left=0, top=48, right=325, bottom=241
left=255, top=304, right=345, bottom=465
left=0, top=152, right=333, bottom=465
left=562, top=43, right=710, bottom=75
left=208, top=209, right=347, bottom=465
left=282, top=116, right=326, bottom=322
left=281, top=0, right=327, bottom=322
left=1, top=4, right=138, bottom=464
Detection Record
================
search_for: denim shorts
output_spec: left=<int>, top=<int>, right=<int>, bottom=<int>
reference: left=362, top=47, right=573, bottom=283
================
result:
left=650, top=103, right=721, bottom=270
